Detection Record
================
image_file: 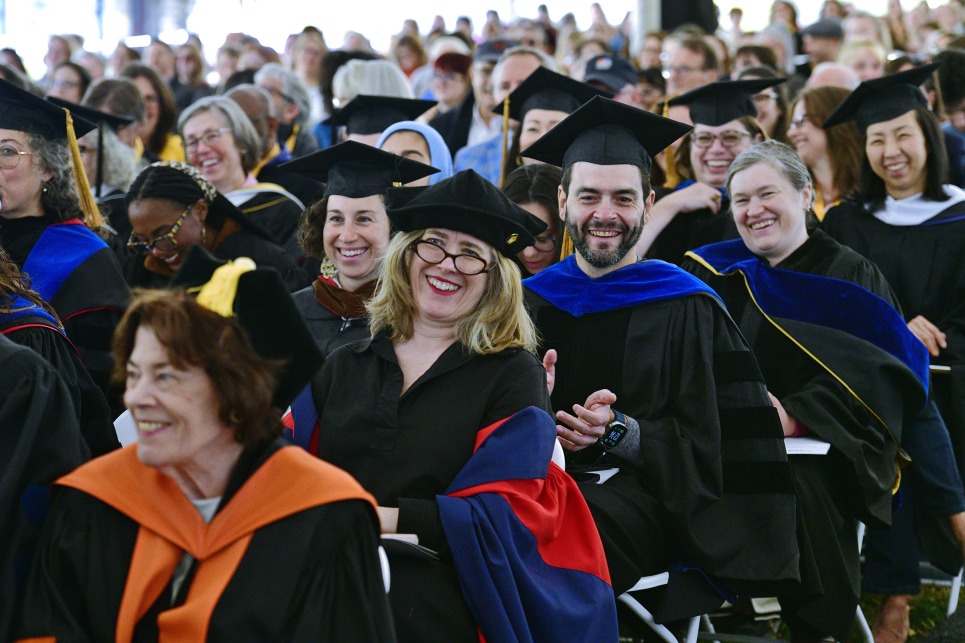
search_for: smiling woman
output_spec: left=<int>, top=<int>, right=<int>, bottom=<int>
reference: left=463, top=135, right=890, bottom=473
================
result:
left=683, top=139, right=930, bottom=640
left=298, top=170, right=613, bottom=642
left=124, top=161, right=306, bottom=291
left=16, top=251, right=394, bottom=641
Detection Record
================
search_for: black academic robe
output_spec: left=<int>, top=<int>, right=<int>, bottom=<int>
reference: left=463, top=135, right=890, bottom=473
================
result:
left=824, top=196, right=965, bottom=570
left=292, top=283, right=371, bottom=357
left=0, top=307, right=118, bottom=457
left=0, top=213, right=130, bottom=409
left=524, top=257, right=799, bottom=610
left=647, top=186, right=739, bottom=265
left=16, top=439, right=394, bottom=642
left=310, top=333, right=553, bottom=641
left=0, top=335, right=88, bottom=643
left=682, top=230, right=927, bottom=639
left=233, top=187, right=304, bottom=260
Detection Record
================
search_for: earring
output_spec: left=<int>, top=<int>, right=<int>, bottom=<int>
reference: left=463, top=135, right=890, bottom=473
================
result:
left=200, top=225, right=207, bottom=245
left=42, top=184, right=48, bottom=193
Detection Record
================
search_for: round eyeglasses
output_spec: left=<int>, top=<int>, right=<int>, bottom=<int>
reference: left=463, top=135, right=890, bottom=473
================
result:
left=410, top=240, right=493, bottom=276
left=0, top=144, right=34, bottom=170
left=127, top=204, right=192, bottom=254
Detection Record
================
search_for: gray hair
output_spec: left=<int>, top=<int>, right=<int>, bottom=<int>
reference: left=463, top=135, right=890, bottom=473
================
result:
left=177, top=95, right=262, bottom=174
left=80, top=127, right=137, bottom=191
left=332, top=59, right=413, bottom=105
left=27, top=133, right=83, bottom=222
left=727, top=140, right=812, bottom=196
left=254, top=63, right=311, bottom=126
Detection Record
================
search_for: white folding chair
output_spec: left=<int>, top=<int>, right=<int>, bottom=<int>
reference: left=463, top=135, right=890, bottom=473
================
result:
left=617, top=572, right=715, bottom=643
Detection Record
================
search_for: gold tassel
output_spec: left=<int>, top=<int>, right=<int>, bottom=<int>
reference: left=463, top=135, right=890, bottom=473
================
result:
left=63, top=110, right=104, bottom=230
left=660, top=97, right=680, bottom=189
left=194, top=257, right=256, bottom=317
left=498, top=97, right=510, bottom=189
left=558, top=229, right=574, bottom=260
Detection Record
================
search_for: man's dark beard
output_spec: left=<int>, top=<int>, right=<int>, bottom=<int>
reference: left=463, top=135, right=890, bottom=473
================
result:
left=564, top=207, right=643, bottom=269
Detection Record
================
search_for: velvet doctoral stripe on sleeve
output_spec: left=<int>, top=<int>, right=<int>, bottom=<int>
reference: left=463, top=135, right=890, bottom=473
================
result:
left=686, top=239, right=929, bottom=524
left=438, top=406, right=618, bottom=643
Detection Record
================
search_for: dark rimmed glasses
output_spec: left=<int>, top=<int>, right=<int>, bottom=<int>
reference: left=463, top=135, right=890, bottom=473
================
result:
left=691, top=130, right=752, bottom=149
left=127, top=204, right=192, bottom=254
left=0, top=144, right=34, bottom=170
left=531, top=235, right=558, bottom=253
left=410, top=240, right=493, bottom=276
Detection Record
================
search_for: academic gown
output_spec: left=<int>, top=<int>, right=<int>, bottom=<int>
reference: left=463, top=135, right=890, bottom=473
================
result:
left=310, top=333, right=554, bottom=641
left=646, top=184, right=739, bottom=265
left=0, top=335, right=88, bottom=643
left=824, top=196, right=965, bottom=575
left=0, top=302, right=119, bottom=457
left=229, top=185, right=305, bottom=261
left=291, top=281, right=372, bottom=356
left=0, top=214, right=130, bottom=408
left=16, top=439, right=394, bottom=642
left=524, top=257, right=799, bottom=617
left=682, top=230, right=929, bottom=639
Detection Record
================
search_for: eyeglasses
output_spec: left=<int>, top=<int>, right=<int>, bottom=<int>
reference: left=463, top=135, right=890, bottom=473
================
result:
left=788, top=114, right=815, bottom=130
left=691, top=130, right=752, bottom=148
left=410, top=240, right=493, bottom=276
left=184, top=127, right=233, bottom=154
left=532, top=235, right=558, bottom=253
left=127, top=204, right=192, bottom=254
left=753, top=92, right=778, bottom=104
left=51, top=79, right=79, bottom=90
left=0, top=144, right=34, bottom=170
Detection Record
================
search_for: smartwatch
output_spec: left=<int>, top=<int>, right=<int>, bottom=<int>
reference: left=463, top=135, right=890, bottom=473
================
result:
left=600, top=409, right=628, bottom=450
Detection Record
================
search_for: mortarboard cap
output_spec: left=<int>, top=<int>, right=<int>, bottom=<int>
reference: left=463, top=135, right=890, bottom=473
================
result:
left=385, top=169, right=547, bottom=256
left=47, top=96, right=134, bottom=132
left=324, top=95, right=436, bottom=136
left=497, top=66, right=611, bottom=121
left=822, top=63, right=939, bottom=131
left=521, top=95, right=693, bottom=172
left=584, top=55, right=637, bottom=93
left=0, top=78, right=96, bottom=139
left=278, top=140, right=439, bottom=198
left=667, top=78, right=786, bottom=127
left=170, top=247, right=323, bottom=409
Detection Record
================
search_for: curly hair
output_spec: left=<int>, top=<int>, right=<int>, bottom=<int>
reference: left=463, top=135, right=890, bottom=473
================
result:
left=112, top=289, right=282, bottom=450
left=26, top=133, right=84, bottom=222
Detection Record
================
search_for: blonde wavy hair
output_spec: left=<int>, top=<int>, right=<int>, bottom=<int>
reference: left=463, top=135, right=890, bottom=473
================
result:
left=367, top=229, right=538, bottom=355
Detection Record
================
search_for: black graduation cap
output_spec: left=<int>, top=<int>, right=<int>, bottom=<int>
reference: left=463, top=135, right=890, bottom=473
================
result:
left=169, top=246, right=323, bottom=409
left=666, top=78, right=787, bottom=127
left=0, top=78, right=96, bottom=139
left=496, top=66, right=612, bottom=121
left=385, top=169, right=547, bottom=256
left=278, top=140, right=439, bottom=198
left=521, top=95, right=693, bottom=172
left=822, top=63, right=939, bottom=131
left=47, top=96, right=134, bottom=132
left=324, top=95, right=436, bottom=136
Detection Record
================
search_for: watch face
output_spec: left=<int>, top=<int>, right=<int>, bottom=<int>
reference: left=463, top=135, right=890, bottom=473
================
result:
left=601, top=422, right=627, bottom=449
